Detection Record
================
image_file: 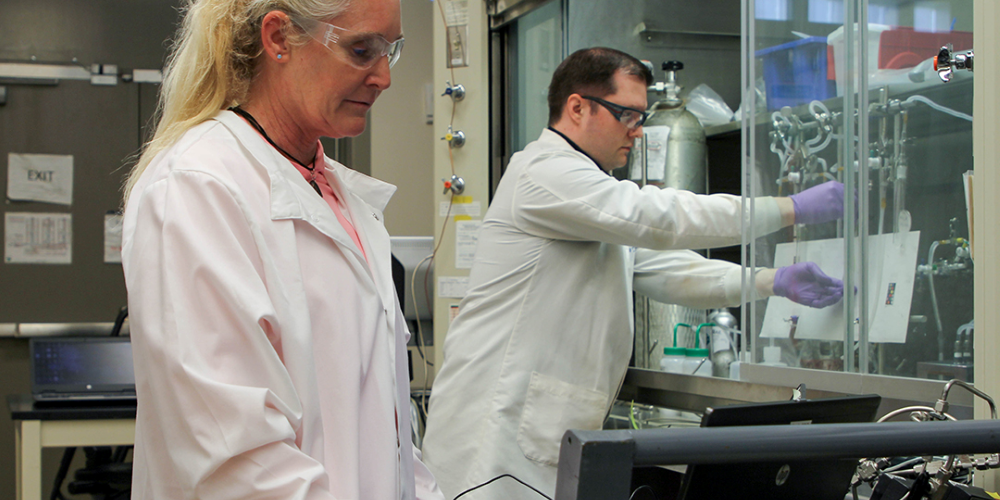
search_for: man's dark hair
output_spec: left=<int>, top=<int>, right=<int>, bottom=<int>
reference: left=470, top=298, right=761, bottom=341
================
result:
left=547, top=47, right=653, bottom=126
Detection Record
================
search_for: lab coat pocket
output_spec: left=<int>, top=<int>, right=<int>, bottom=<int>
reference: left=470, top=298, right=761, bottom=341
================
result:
left=516, top=371, right=608, bottom=467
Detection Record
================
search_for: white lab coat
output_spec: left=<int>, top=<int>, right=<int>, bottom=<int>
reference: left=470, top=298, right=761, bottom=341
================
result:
left=420, top=129, right=783, bottom=499
left=121, top=110, right=443, bottom=500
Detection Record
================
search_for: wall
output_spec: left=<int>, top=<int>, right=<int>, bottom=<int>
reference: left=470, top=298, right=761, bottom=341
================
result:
left=371, top=0, right=436, bottom=237
left=0, top=2, right=179, bottom=496
left=0, top=0, right=177, bottom=324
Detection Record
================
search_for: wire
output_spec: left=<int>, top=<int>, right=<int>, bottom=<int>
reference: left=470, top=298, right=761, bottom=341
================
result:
left=905, top=94, right=972, bottom=122
left=884, top=457, right=924, bottom=473
left=411, top=253, right=434, bottom=417
left=435, top=0, right=460, bottom=136
left=411, top=253, right=434, bottom=368
left=410, top=251, right=435, bottom=418
left=417, top=0, right=464, bottom=420
left=877, top=405, right=956, bottom=423
left=453, top=474, right=552, bottom=500
left=629, top=485, right=656, bottom=500
left=420, top=196, right=455, bottom=417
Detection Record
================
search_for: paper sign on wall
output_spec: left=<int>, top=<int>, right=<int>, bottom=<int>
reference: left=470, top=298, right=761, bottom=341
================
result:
left=444, top=0, right=469, bottom=68
left=5, top=212, right=72, bottom=264
left=440, top=201, right=481, bottom=217
left=438, top=276, right=469, bottom=299
left=104, top=213, right=123, bottom=264
left=455, top=219, right=481, bottom=269
left=7, top=153, right=74, bottom=205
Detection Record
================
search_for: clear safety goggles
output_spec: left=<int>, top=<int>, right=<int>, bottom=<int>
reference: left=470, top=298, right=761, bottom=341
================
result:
left=582, top=95, right=648, bottom=130
left=291, top=16, right=404, bottom=69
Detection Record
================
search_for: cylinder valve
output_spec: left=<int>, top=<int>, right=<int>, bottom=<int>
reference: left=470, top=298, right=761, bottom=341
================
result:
left=442, top=126, right=466, bottom=148
left=934, top=44, right=974, bottom=83
left=442, top=174, right=465, bottom=195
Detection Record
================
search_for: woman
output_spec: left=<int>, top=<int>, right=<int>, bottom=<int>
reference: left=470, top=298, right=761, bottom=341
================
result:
left=120, top=0, right=442, bottom=498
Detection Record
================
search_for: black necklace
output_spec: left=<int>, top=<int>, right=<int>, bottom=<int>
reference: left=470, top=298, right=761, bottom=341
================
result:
left=230, top=106, right=323, bottom=196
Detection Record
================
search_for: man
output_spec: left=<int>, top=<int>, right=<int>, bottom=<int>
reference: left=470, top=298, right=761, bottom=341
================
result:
left=421, top=47, right=843, bottom=499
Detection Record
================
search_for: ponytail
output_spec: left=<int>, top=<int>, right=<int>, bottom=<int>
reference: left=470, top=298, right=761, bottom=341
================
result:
left=122, top=0, right=349, bottom=204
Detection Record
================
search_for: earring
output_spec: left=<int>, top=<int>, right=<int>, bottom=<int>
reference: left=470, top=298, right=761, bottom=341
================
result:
left=277, top=54, right=283, bottom=60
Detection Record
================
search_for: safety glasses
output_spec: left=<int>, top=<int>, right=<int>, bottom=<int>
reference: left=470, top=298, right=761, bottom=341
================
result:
left=291, top=16, right=404, bottom=69
left=582, top=96, right=648, bottom=130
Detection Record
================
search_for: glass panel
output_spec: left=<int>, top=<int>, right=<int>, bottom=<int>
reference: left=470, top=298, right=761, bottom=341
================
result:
left=744, top=0, right=974, bottom=382
left=510, top=0, right=563, bottom=153
left=565, top=0, right=742, bottom=371
left=757, top=0, right=792, bottom=21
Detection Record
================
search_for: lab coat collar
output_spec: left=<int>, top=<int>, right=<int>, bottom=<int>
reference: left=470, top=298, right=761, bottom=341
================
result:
left=324, top=158, right=396, bottom=213
left=213, top=110, right=398, bottom=290
left=213, top=110, right=395, bottom=220
left=213, top=110, right=401, bottom=346
left=538, top=127, right=609, bottom=174
left=538, top=126, right=575, bottom=150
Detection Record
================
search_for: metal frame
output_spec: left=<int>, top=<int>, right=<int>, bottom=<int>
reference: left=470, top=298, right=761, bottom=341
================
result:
left=619, top=368, right=975, bottom=419
left=555, top=420, right=1000, bottom=500
left=488, top=0, right=556, bottom=29
left=488, top=28, right=509, bottom=199
left=486, top=0, right=564, bottom=199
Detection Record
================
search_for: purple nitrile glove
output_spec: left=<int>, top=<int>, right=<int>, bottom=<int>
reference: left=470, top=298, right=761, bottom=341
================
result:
left=773, top=262, right=844, bottom=308
left=789, top=181, right=845, bottom=225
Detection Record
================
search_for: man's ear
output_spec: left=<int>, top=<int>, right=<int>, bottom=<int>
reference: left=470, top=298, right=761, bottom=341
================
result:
left=564, top=94, right=587, bottom=126
left=260, top=11, right=292, bottom=62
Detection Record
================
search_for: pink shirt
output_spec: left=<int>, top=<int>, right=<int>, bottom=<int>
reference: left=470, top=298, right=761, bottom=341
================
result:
left=294, top=141, right=369, bottom=263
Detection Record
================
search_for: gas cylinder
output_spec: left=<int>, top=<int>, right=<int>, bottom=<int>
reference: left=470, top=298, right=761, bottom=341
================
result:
left=630, top=60, right=708, bottom=192
left=707, top=309, right=738, bottom=378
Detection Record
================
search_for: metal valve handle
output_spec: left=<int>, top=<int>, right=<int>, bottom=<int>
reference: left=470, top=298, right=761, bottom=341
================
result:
left=441, top=80, right=466, bottom=101
left=441, top=127, right=466, bottom=148
left=934, top=44, right=974, bottom=83
left=442, top=174, right=465, bottom=195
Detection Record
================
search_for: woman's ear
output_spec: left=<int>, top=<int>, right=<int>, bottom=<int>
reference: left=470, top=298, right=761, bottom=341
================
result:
left=260, top=11, right=292, bottom=62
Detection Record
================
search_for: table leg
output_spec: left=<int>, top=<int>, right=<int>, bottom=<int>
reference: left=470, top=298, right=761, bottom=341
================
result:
left=16, top=420, right=42, bottom=500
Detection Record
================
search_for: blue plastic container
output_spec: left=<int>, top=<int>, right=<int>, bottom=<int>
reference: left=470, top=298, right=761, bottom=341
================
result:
left=755, top=37, right=836, bottom=111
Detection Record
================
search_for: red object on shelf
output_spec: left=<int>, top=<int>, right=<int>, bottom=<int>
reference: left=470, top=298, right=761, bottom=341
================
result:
left=878, top=27, right=973, bottom=69
left=827, top=45, right=836, bottom=80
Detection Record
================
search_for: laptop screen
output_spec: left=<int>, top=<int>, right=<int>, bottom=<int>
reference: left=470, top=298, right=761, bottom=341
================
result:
left=676, top=394, right=882, bottom=500
left=30, top=336, right=136, bottom=400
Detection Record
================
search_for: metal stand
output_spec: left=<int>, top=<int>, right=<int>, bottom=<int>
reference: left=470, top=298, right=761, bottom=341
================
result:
left=555, top=420, right=1000, bottom=500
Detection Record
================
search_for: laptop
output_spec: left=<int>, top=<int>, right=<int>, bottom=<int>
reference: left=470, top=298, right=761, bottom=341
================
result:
left=30, top=336, right=137, bottom=403
left=676, top=394, right=882, bottom=500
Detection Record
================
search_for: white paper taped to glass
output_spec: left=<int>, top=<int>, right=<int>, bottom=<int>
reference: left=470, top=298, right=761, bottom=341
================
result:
left=761, top=231, right=920, bottom=344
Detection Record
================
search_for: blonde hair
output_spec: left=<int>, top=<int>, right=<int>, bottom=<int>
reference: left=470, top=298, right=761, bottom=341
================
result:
left=123, top=0, right=350, bottom=203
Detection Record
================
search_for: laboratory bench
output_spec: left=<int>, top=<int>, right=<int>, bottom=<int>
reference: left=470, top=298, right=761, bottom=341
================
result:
left=7, top=394, right=136, bottom=500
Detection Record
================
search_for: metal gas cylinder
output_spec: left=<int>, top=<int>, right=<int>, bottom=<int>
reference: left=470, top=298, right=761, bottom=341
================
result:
left=707, top=309, right=738, bottom=378
left=630, top=61, right=708, bottom=193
